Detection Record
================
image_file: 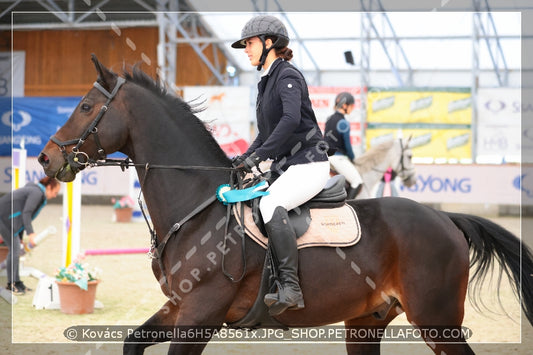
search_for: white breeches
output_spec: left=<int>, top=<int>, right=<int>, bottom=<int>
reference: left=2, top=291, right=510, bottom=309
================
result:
left=329, top=155, right=363, bottom=188
left=260, top=161, right=330, bottom=223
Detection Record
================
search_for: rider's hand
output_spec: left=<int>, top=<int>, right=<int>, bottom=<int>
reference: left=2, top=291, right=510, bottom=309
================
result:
left=231, top=155, right=244, bottom=168
left=236, top=152, right=261, bottom=173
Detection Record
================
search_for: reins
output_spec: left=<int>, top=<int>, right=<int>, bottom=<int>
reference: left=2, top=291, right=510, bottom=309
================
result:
left=50, top=75, right=247, bottom=294
left=111, top=158, right=248, bottom=293
left=94, top=157, right=237, bottom=172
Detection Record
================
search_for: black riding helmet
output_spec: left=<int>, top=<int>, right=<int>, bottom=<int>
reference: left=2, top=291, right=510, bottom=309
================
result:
left=231, top=15, right=289, bottom=71
left=335, top=92, right=355, bottom=110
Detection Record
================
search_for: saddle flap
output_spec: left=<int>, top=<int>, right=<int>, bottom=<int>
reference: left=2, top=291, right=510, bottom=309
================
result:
left=250, top=199, right=311, bottom=239
left=234, top=203, right=361, bottom=250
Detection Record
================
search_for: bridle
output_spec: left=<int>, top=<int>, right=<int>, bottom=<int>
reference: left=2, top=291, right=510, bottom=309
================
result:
left=47, top=75, right=245, bottom=289
left=50, top=77, right=126, bottom=172
left=371, top=139, right=415, bottom=184
left=394, top=139, right=416, bottom=183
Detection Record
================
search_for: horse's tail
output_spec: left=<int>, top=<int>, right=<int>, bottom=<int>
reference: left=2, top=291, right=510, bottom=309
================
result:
left=444, top=212, right=533, bottom=326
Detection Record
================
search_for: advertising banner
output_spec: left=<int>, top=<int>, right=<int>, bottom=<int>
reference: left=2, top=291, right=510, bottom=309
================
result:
left=476, top=88, right=520, bottom=163
left=367, top=128, right=471, bottom=162
left=0, top=157, right=130, bottom=195
left=183, top=86, right=251, bottom=157
left=0, top=51, right=25, bottom=98
left=523, top=88, right=533, bottom=164
left=309, top=86, right=363, bottom=152
left=1, top=158, right=523, bottom=207
left=367, top=88, right=471, bottom=124
left=0, top=97, right=81, bottom=157
left=397, top=164, right=521, bottom=205
left=366, top=88, right=472, bottom=161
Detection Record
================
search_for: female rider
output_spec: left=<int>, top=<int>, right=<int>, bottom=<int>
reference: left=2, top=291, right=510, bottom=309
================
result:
left=231, top=15, right=330, bottom=316
left=324, top=92, right=363, bottom=199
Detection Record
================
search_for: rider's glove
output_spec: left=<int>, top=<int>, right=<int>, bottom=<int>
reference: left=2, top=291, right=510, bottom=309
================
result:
left=231, top=155, right=244, bottom=168
left=236, top=152, right=261, bottom=173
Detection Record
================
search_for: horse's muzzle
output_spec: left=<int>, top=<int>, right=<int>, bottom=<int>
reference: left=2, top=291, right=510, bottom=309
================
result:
left=38, top=151, right=78, bottom=182
left=38, top=152, right=51, bottom=168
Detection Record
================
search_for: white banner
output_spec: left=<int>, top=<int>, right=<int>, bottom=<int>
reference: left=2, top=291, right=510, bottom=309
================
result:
left=3, top=158, right=524, bottom=207
left=476, top=88, right=520, bottom=163
left=522, top=88, right=533, bottom=164
left=309, top=86, right=363, bottom=154
left=0, top=51, right=25, bottom=97
left=397, top=164, right=522, bottom=205
left=0, top=157, right=130, bottom=196
left=183, top=86, right=251, bottom=156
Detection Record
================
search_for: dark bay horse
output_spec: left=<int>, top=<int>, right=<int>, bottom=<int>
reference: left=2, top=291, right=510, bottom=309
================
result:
left=38, top=55, right=533, bottom=355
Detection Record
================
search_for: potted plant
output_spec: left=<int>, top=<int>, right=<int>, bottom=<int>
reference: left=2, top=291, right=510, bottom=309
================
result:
left=112, top=196, right=135, bottom=222
left=54, top=255, right=101, bottom=314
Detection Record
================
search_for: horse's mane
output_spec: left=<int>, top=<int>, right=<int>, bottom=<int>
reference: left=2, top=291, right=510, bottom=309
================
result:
left=122, top=64, right=202, bottom=114
left=121, top=64, right=230, bottom=163
left=355, top=140, right=395, bottom=174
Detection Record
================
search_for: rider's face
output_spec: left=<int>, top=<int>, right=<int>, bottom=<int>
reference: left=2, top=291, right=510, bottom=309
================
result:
left=343, top=103, right=355, bottom=115
left=244, top=37, right=264, bottom=67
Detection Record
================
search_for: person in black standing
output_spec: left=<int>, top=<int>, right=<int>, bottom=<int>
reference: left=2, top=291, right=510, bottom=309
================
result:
left=231, top=15, right=330, bottom=316
left=0, top=176, right=60, bottom=294
left=324, top=92, right=363, bottom=199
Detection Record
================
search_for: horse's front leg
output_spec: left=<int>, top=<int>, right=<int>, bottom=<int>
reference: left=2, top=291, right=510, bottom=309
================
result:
left=165, top=307, right=228, bottom=355
left=123, top=300, right=179, bottom=355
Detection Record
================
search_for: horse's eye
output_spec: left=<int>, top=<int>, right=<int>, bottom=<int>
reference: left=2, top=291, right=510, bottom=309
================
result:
left=80, top=103, right=91, bottom=112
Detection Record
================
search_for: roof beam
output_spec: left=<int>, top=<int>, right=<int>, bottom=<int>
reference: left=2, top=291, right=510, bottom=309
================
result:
left=360, top=0, right=413, bottom=86
left=472, top=0, right=509, bottom=86
left=251, top=0, right=322, bottom=85
left=73, top=0, right=111, bottom=24
left=0, top=0, right=23, bottom=21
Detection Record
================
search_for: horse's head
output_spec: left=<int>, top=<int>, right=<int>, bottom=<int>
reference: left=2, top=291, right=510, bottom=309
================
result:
left=39, top=55, right=129, bottom=182
left=394, top=136, right=417, bottom=188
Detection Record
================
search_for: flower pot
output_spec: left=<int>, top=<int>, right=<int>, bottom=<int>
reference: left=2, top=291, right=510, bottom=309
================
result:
left=114, top=207, right=133, bottom=223
left=0, top=246, right=8, bottom=263
left=56, top=280, right=99, bottom=314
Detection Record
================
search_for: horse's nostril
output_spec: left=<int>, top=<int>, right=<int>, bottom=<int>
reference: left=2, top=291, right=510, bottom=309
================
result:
left=38, top=152, right=49, bottom=167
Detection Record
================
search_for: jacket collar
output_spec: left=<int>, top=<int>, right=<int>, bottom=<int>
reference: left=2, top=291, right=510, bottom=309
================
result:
left=261, top=58, right=283, bottom=77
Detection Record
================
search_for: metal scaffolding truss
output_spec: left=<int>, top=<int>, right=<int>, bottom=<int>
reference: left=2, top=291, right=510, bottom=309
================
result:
left=249, top=0, right=322, bottom=85
left=1, top=0, right=241, bottom=87
left=360, top=0, right=413, bottom=88
left=472, top=0, right=509, bottom=87
left=136, top=0, right=240, bottom=88
left=0, top=0, right=517, bottom=89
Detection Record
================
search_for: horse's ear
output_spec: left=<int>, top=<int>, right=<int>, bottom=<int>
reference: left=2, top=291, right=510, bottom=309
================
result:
left=91, top=54, right=116, bottom=89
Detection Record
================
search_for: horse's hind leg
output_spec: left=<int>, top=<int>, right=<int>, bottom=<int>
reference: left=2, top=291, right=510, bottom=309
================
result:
left=123, top=300, right=179, bottom=355
left=400, top=250, right=474, bottom=354
left=344, top=304, right=403, bottom=355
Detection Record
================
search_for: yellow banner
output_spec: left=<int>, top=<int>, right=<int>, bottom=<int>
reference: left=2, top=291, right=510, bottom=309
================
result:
left=366, top=129, right=472, bottom=160
left=366, top=89, right=472, bottom=160
left=367, top=90, right=471, bottom=124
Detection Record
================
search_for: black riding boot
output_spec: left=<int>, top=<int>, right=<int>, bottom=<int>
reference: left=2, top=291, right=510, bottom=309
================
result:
left=263, top=206, right=305, bottom=316
left=347, top=184, right=362, bottom=199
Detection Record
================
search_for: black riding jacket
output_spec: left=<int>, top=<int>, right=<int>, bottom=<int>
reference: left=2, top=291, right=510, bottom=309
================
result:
left=324, top=111, right=356, bottom=160
left=244, top=59, right=328, bottom=171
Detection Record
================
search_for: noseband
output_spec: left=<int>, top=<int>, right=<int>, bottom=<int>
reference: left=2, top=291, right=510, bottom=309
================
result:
left=396, top=139, right=415, bottom=183
left=50, top=77, right=126, bottom=170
